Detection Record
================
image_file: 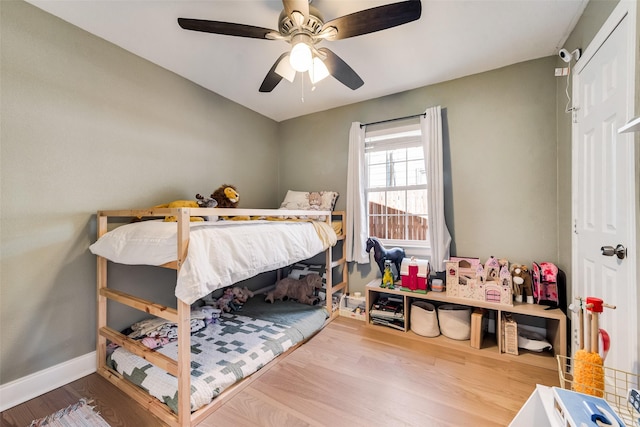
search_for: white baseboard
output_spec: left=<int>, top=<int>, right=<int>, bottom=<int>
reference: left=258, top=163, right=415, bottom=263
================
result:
left=0, top=351, right=96, bottom=412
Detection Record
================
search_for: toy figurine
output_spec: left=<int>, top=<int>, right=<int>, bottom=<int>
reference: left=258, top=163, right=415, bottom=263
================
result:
left=381, top=260, right=395, bottom=288
left=366, top=237, right=405, bottom=281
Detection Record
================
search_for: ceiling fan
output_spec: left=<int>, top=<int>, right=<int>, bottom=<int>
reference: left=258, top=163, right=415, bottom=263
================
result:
left=177, top=0, right=422, bottom=92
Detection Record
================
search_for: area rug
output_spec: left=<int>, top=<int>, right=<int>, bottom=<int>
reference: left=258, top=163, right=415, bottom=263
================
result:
left=29, top=398, right=110, bottom=427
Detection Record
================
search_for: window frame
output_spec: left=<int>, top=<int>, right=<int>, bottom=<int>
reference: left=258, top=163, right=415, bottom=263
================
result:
left=364, top=122, right=431, bottom=257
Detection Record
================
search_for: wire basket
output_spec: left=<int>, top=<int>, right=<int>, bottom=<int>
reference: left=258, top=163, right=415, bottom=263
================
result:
left=557, top=354, right=639, bottom=426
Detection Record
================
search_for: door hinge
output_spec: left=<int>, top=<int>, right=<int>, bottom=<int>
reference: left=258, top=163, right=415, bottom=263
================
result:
left=574, top=219, right=578, bottom=234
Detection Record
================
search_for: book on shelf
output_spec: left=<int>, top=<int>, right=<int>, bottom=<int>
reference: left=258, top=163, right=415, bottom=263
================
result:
left=470, top=308, right=485, bottom=350
left=371, top=317, right=405, bottom=331
left=371, top=297, right=403, bottom=313
left=369, top=309, right=405, bottom=320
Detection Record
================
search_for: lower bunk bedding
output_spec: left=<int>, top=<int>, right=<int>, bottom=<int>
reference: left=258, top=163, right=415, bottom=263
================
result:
left=107, top=297, right=328, bottom=414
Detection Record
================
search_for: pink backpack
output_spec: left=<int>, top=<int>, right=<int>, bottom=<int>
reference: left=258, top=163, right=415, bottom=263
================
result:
left=532, top=262, right=559, bottom=307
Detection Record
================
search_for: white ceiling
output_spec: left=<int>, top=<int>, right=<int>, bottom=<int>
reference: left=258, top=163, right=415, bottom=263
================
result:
left=26, top=0, right=588, bottom=122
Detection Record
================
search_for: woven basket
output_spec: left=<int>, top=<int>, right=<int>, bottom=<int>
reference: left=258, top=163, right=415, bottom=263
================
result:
left=438, top=304, right=471, bottom=340
left=410, top=301, right=440, bottom=337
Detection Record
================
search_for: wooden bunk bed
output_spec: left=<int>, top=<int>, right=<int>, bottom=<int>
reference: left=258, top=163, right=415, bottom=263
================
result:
left=92, top=207, right=347, bottom=427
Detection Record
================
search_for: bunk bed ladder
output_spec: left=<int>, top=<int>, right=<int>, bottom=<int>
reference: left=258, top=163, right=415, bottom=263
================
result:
left=96, top=209, right=193, bottom=427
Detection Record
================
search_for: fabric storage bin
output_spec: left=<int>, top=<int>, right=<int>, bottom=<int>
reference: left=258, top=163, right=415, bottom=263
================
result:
left=410, top=301, right=439, bottom=337
left=437, top=304, right=471, bottom=340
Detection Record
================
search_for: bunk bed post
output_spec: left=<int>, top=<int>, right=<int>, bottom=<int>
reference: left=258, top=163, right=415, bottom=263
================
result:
left=96, top=212, right=108, bottom=372
left=175, top=208, right=192, bottom=426
left=324, top=214, right=334, bottom=317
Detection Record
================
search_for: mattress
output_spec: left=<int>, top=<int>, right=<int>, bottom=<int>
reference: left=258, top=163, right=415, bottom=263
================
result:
left=107, top=297, right=328, bottom=414
left=89, top=219, right=337, bottom=304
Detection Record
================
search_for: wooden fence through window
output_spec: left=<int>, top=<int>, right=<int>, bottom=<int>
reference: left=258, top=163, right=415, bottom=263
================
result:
left=368, top=202, right=428, bottom=240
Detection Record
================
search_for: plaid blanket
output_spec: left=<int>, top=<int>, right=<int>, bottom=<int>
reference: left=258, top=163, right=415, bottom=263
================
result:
left=108, top=299, right=327, bottom=413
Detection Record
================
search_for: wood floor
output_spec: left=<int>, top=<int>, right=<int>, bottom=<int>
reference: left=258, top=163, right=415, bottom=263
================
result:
left=1, top=317, right=559, bottom=426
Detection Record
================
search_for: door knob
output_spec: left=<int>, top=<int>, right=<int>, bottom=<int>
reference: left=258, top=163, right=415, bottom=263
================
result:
left=601, top=244, right=627, bottom=260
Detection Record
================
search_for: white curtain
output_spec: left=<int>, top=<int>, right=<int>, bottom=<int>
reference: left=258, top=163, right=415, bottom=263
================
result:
left=345, top=122, right=369, bottom=263
left=422, top=106, right=451, bottom=272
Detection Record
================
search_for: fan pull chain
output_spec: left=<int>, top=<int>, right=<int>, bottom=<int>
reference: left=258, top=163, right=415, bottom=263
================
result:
left=300, top=73, right=304, bottom=103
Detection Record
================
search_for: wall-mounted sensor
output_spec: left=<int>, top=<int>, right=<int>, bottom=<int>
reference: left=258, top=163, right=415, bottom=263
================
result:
left=572, top=48, right=582, bottom=61
left=559, top=48, right=572, bottom=62
left=558, top=48, right=582, bottom=62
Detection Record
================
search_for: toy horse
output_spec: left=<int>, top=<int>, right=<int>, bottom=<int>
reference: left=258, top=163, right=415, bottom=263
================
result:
left=366, top=237, right=406, bottom=281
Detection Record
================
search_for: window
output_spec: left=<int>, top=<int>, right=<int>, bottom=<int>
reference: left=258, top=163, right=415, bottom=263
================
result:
left=365, top=123, right=428, bottom=248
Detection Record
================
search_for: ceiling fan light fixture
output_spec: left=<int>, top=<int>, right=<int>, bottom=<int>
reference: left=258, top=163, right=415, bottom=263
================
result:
left=275, top=54, right=296, bottom=82
left=179, top=0, right=422, bottom=93
left=309, top=57, right=329, bottom=84
left=289, top=41, right=312, bottom=72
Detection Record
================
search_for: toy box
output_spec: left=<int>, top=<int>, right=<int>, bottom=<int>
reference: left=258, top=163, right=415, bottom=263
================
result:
left=445, top=259, right=460, bottom=297
left=400, top=258, right=430, bottom=292
left=446, top=257, right=480, bottom=298
left=445, top=257, right=512, bottom=305
left=339, top=293, right=366, bottom=321
left=552, top=387, right=625, bottom=427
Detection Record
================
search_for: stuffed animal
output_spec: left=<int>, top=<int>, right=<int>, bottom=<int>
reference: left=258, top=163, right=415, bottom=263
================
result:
left=152, top=200, right=204, bottom=222
left=232, top=286, right=254, bottom=305
left=265, top=274, right=323, bottom=306
left=511, top=264, right=534, bottom=303
left=307, top=192, right=323, bottom=210
left=200, top=306, right=222, bottom=324
left=195, top=194, right=218, bottom=221
left=195, top=194, right=218, bottom=208
left=211, top=184, right=240, bottom=208
left=215, top=288, right=241, bottom=312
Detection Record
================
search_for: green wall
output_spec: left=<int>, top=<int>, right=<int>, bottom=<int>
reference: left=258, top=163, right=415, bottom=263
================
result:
left=0, top=0, right=279, bottom=384
left=0, top=0, right=628, bottom=393
left=279, top=57, right=559, bottom=291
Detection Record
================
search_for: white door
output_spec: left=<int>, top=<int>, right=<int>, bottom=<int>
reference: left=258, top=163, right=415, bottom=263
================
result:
left=572, top=6, right=636, bottom=374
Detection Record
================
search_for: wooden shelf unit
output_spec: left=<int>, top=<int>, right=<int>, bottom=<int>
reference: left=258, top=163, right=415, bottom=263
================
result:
left=365, top=280, right=566, bottom=370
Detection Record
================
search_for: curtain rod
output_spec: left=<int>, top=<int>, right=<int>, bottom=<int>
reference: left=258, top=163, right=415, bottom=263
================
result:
left=360, top=112, right=426, bottom=128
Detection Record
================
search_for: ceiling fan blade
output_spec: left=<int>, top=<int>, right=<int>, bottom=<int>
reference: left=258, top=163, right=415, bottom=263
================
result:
left=321, top=0, right=421, bottom=41
left=283, top=0, right=309, bottom=25
left=178, top=18, right=276, bottom=39
left=259, top=53, right=290, bottom=93
left=318, top=48, right=364, bottom=90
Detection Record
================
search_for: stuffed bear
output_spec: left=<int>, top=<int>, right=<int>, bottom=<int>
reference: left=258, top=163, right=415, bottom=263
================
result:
left=265, top=274, right=323, bottom=306
left=511, top=264, right=534, bottom=304
left=307, top=192, right=323, bottom=210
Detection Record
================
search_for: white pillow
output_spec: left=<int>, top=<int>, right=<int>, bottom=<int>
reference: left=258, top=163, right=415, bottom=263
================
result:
left=89, top=220, right=204, bottom=265
left=279, top=190, right=339, bottom=220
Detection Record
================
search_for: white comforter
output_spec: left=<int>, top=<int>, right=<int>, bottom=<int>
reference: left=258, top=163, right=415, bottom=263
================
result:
left=89, top=219, right=337, bottom=304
